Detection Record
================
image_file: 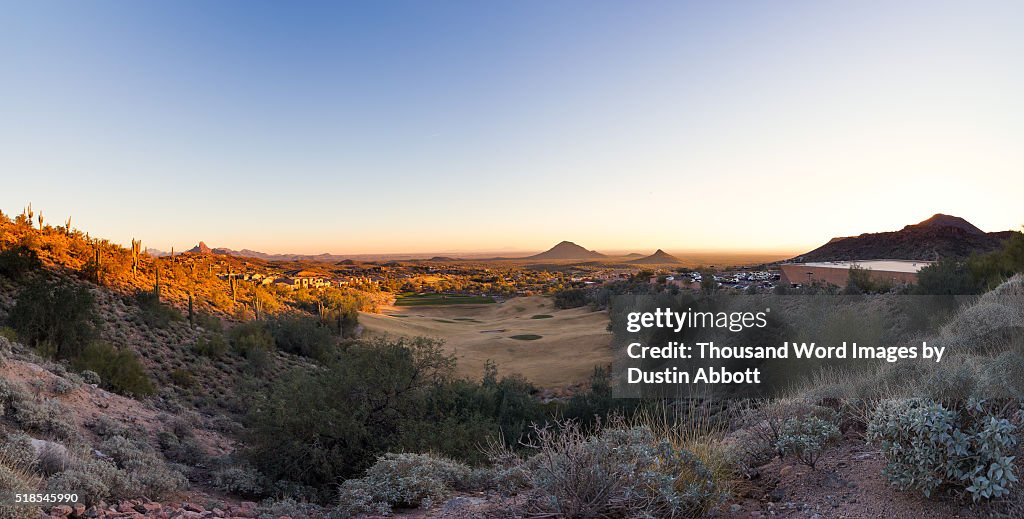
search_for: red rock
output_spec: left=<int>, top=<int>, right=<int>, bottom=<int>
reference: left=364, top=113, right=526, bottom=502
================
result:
left=50, top=505, right=73, bottom=517
left=182, top=503, right=205, bottom=513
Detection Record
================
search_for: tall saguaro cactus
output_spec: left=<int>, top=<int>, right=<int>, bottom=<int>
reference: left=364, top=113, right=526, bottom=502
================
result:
left=188, top=293, right=195, bottom=328
left=65, top=216, right=72, bottom=235
left=154, top=264, right=161, bottom=301
left=37, top=211, right=44, bottom=230
left=93, top=245, right=103, bottom=285
left=131, top=239, right=143, bottom=277
left=253, top=295, right=264, bottom=320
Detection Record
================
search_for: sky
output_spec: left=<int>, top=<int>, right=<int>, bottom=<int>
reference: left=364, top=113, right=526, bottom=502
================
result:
left=1, top=0, right=1022, bottom=255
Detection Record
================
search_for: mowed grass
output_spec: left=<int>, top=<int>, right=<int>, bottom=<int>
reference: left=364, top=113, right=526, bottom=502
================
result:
left=395, top=292, right=496, bottom=306
left=360, top=296, right=613, bottom=387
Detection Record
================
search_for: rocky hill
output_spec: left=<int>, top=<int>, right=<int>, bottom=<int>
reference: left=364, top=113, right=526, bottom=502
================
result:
left=524, top=241, right=606, bottom=260
left=792, top=214, right=1016, bottom=262
left=628, top=249, right=683, bottom=264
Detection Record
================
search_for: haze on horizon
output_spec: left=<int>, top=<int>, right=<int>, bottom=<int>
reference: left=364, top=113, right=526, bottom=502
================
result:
left=2, top=1, right=1022, bottom=255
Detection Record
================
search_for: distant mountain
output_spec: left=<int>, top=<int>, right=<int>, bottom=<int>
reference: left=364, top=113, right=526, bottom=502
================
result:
left=629, top=249, right=683, bottom=264
left=623, top=253, right=645, bottom=258
left=524, top=241, right=606, bottom=260
left=792, top=214, right=1015, bottom=262
left=187, top=241, right=213, bottom=254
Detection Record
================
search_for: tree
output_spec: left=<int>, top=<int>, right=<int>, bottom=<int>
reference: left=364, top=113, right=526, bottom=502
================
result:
left=10, top=278, right=98, bottom=359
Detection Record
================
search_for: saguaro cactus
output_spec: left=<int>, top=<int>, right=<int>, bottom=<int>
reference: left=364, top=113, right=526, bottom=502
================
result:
left=154, top=264, right=161, bottom=301
left=37, top=211, right=44, bottom=230
left=188, top=293, right=195, bottom=328
left=253, top=295, right=264, bottom=321
left=131, top=239, right=142, bottom=277
left=65, top=216, right=72, bottom=235
left=92, top=244, right=103, bottom=285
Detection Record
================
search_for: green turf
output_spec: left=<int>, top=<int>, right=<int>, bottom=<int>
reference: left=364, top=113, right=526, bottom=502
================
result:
left=395, top=293, right=496, bottom=306
left=509, top=334, right=543, bottom=341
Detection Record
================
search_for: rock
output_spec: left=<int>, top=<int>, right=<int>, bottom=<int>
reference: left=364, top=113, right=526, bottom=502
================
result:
left=50, top=505, right=73, bottom=517
left=730, top=503, right=742, bottom=513
left=71, top=503, right=86, bottom=517
left=32, top=438, right=69, bottom=459
left=182, top=503, right=205, bottom=513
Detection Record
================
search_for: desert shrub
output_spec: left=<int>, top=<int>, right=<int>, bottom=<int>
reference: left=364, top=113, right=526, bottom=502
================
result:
left=9, top=277, right=97, bottom=359
left=721, top=425, right=776, bottom=476
left=79, top=370, right=101, bottom=386
left=256, top=497, right=322, bottom=519
left=229, top=321, right=274, bottom=356
left=193, top=334, right=228, bottom=359
left=170, top=368, right=194, bottom=388
left=267, top=317, right=333, bottom=360
left=918, top=359, right=978, bottom=403
left=244, top=337, right=458, bottom=498
left=868, top=399, right=1019, bottom=501
left=134, top=290, right=182, bottom=328
left=157, top=430, right=207, bottom=466
left=51, top=377, right=75, bottom=395
left=516, top=422, right=721, bottom=519
left=45, top=458, right=124, bottom=506
left=775, top=416, right=840, bottom=469
left=978, top=352, right=1024, bottom=399
left=0, top=462, right=40, bottom=519
left=0, top=431, right=37, bottom=468
left=553, top=288, right=589, bottom=309
left=97, top=435, right=187, bottom=499
left=72, top=341, right=154, bottom=397
left=212, top=465, right=266, bottom=497
left=0, top=379, right=77, bottom=440
left=194, top=311, right=223, bottom=333
left=0, top=245, right=41, bottom=280
left=915, top=257, right=983, bottom=295
left=970, top=231, right=1024, bottom=289
left=336, top=453, right=472, bottom=516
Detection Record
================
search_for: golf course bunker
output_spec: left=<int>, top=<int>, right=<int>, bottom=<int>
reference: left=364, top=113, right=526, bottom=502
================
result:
left=359, top=296, right=613, bottom=387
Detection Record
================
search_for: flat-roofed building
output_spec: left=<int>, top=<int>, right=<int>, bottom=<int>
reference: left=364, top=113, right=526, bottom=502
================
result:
left=779, top=260, right=932, bottom=287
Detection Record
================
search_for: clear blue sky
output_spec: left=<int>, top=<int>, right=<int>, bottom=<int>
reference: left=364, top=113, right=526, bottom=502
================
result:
left=2, top=1, right=1022, bottom=254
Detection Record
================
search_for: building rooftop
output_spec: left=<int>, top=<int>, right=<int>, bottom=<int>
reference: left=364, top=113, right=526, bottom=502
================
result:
left=785, top=260, right=933, bottom=273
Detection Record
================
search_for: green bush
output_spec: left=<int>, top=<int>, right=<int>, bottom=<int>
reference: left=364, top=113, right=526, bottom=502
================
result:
left=229, top=321, right=274, bottom=356
left=9, top=277, right=98, bottom=359
left=915, top=257, right=983, bottom=295
left=868, top=399, right=1019, bottom=501
left=193, top=334, right=228, bottom=359
left=133, top=290, right=182, bottom=329
left=268, top=317, right=333, bottom=360
left=336, top=453, right=472, bottom=516
left=244, top=337, right=457, bottom=499
left=72, top=341, right=154, bottom=397
left=775, top=416, right=840, bottom=469
left=0, top=245, right=41, bottom=280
